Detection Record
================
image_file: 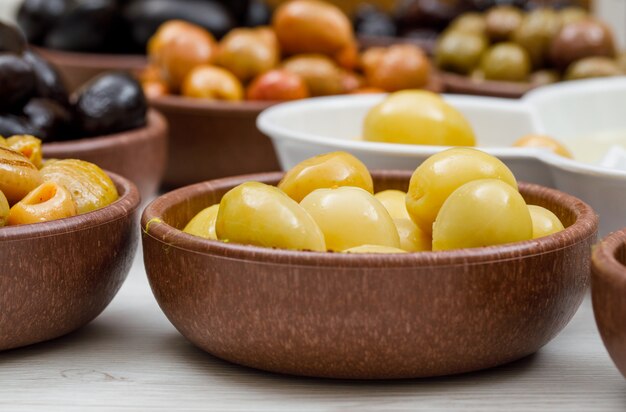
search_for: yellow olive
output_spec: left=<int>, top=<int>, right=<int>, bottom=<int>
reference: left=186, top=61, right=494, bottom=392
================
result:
left=300, top=186, right=400, bottom=251
left=363, top=90, right=476, bottom=147
left=432, top=179, right=533, bottom=251
left=528, top=205, right=565, bottom=239
left=8, top=181, right=77, bottom=225
left=0, top=190, right=8, bottom=227
left=513, top=134, right=573, bottom=158
left=216, top=181, right=326, bottom=251
left=181, top=65, right=244, bottom=101
left=6, top=135, right=42, bottom=168
left=40, top=159, right=118, bottom=214
left=407, top=148, right=518, bottom=236
left=0, top=146, right=42, bottom=205
left=374, top=190, right=411, bottom=220
left=183, top=204, right=220, bottom=240
left=216, top=28, right=280, bottom=82
left=278, top=151, right=373, bottom=202
left=394, top=218, right=431, bottom=252
left=343, top=245, right=407, bottom=254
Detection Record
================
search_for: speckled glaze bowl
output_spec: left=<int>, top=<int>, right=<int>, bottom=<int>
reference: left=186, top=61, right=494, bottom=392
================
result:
left=142, top=171, right=597, bottom=379
left=0, top=172, right=140, bottom=351
left=43, top=110, right=168, bottom=200
left=591, top=229, right=626, bottom=379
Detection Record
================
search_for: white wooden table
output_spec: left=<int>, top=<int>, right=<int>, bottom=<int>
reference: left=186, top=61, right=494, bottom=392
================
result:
left=1, top=247, right=625, bottom=411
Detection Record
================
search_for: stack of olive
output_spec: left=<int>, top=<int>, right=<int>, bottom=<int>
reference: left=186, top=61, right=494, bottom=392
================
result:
left=17, top=0, right=271, bottom=54
left=435, top=5, right=625, bottom=84
left=0, top=22, right=147, bottom=142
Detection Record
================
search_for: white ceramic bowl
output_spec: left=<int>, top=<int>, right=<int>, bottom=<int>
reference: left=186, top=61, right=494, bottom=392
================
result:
left=258, top=78, right=626, bottom=236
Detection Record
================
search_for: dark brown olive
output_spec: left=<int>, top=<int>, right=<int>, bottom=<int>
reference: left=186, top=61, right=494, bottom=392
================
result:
left=0, top=114, right=37, bottom=137
left=565, top=57, right=623, bottom=81
left=73, top=72, right=147, bottom=136
left=0, top=22, right=27, bottom=54
left=550, top=19, right=616, bottom=71
left=216, top=0, right=250, bottom=21
left=43, top=0, right=122, bottom=52
left=23, top=50, right=69, bottom=107
left=395, top=0, right=471, bottom=33
left=23, top=98, right=74, bottom=142
left=485, top=5, right=523, bottom=42
left=0, top=53, right=36, bottom=112
left=123, top=0, right=236, bottom=48
left=17, top=0, right=70, bottom=45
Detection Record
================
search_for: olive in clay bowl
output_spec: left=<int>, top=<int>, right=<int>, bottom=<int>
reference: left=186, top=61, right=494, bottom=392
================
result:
left=0, top=172, right=140, bottom=351
left=592, top=229, right=626, bottom=380
left=142, top=170, right=597, bottom=379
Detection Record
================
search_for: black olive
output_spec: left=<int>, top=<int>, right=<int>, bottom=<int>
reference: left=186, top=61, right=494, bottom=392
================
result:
left=0, top=53, right=36, bottom=112
left=395, top=0, right=471, bottom=33
left=216, top=0, right=250, bottom=22
left=245, top=0, right=271, bottom=27
left=0, top=21, right=27, bottom=54
left=22, top=98, right=74, bottom=142
left=22, top=50, right=70, bottom=107
left=354, top=4, right=397, bottom=37
left=0, top=114, right=37, bottom=137
left=43, top=0, right=119, bottom=52
left=73, top=72, right=147, bottom=136
left=123, top=0, right=236, bottom=47
left=17, top=0, right=71, bottom=45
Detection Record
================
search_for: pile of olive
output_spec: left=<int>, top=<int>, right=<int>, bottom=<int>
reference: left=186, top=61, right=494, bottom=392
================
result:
left=435, top=5, right=625, bottom=83
left=0, top=135, right=118, bottom=227
left=17, top=0, right=271, bottom=54
left=0, top=22, right=147, bottom=141
left=141, top=0, right=432, bottom=102
left=183, top=149, right=564, bottom=253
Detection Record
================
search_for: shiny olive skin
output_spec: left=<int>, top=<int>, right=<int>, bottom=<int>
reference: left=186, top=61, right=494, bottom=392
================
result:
left=8, top=181, right=77, bottom=225
left=5, top=135, right=43, bottom=168
left=0, top=115, right=37, bottom=137
left=432, top=179, right=533, bottom=251
left=550, top=19, right=616, bottom=71
left=435, top=30, right=487, bottom=75
left=528, top=205, right=564, bottom=239
left=407, top=148, right=518, bottom=236
left=0, top=53, right=36, bottom=112
left=0, top=21, right=27, bottom=54
left=485, top=5, right=523, bottom=42
left=278, top=151, right=374, bottom=202
left=480, top=43, right=531, bottom=82
left=0, top=146, right=42, bottom=205
left=17, top=0, right=70, bottom=44
left=513, top=8, right=562, bottom=68
left=374, top=190, right=411, bottom=220
left=565, top=57, right=623, bottom=81
left=23, top=99, right=74, bottom=142
left=394, top=218, right=431, bottom=252
left=23, top=50, right=69, bottom=107
left=184, top=204, right=220, bottom=240
left=73, top=72, right=147, bottom=136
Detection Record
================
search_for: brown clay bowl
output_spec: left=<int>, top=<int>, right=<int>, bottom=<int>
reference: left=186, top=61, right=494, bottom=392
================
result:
left=142, top=171, right=598, bottom=379
left=34, top=47, right=147, bottom=92
left=357, top=34, right=436, bottom=54
left=152, top=76, right=443, bottom=190
left=441, top=71, right=539, bottom=99
left=0, top=172, right=140, bottom=351
left=591, top=229, right=626, bottom=379
left=43, top=110, right=168, bottom=200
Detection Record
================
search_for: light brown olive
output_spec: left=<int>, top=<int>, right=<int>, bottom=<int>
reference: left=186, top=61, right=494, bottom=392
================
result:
left=485, top=5, right=523, bottom=42
left=480, top=43, right=531, bottom=82
left=550, top=19, right=616, bottom=71
left=513, top=8, right=562, bottom=68
left=216, top=28, right=280, bottom=82
left=0, top=146, right=42, bottom=205
left=247, top=69, right=310, bottom=101
left=435, top=30, right=487, bottom=75
left=565, top=57, right=623, bottom=81
left=181, top=65, right=244, bottom=101
left=362, top=44, right=431, bottom=92
left=282, top=54, right=344, bottom=96
left=8, top=181, right=77, bottom=225
left=513, top=134, right=573, bottom=158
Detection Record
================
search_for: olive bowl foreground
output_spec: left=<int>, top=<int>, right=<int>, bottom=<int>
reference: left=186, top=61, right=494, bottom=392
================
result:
left=591, top=229, right=626, bottom=379
left=0, top=172, right=140, bottom=351
left=43, top=110, right=168, bottom=200
left=142, top=171, right=597, bottom=379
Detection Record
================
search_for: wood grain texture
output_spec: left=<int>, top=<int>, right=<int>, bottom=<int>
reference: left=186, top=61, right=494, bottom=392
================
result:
left=43, top=110, right=168, bottom=200
left=0, top=173, right=140, bottom=351
left=141, top=171, right=598, bottom=379
left=592, top=229, right=626, bottom=379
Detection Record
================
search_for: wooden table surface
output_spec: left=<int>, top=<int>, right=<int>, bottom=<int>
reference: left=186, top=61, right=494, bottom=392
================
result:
left=1, top=247, right=625, bottom=411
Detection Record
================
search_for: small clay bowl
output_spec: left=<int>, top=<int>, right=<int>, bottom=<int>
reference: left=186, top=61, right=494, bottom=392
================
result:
left=0, top=172, right=140, bottom=351
left=151, top=76, right=443, bottom=190
left=591, top=229, right=626, bottom=379
left=142, top=171, right=598, bottom=379
left=43, top=110, right=168, bottom=200
left=441, top=71, right=539, bottom=99
left=34, top=47, right=147, bottom=91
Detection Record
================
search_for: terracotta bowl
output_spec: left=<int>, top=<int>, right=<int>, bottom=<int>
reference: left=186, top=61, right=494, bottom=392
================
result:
left=34, top=47, right=147, bottom=91
left=151, top=76, right=443, bottom=190
left=441, top=71, right=539, bottom=99
left=43, top=110, right=168, bottom=200
left=591, top=229, right=626, bottom=379
left=142, top=171, right=598, bottom=379
left=0, top=172, right=140, bottom=351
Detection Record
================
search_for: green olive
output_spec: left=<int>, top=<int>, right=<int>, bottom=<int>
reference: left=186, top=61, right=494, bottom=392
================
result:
left=435, top=30, right=487, bottom=75
left=449, top=13, right=486, bottom=35
left=480, top=43, right=531, bottom=82
left=513, top=8, right=562, bottom=68
left=565, top=57, right=623, bottom=81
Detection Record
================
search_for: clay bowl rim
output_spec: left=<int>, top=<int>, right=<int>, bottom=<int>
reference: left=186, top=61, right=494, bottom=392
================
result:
left=440, top=71, right=538, bottom=99
left=592, top=229, right=626, bottom=287
left=43, top=109, right=165, bottom=155
left=0, top=171, right=140, bottom=242
left=32, top=46, right=147, bottom=69
left=142, top=170, right=598, bottom=269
